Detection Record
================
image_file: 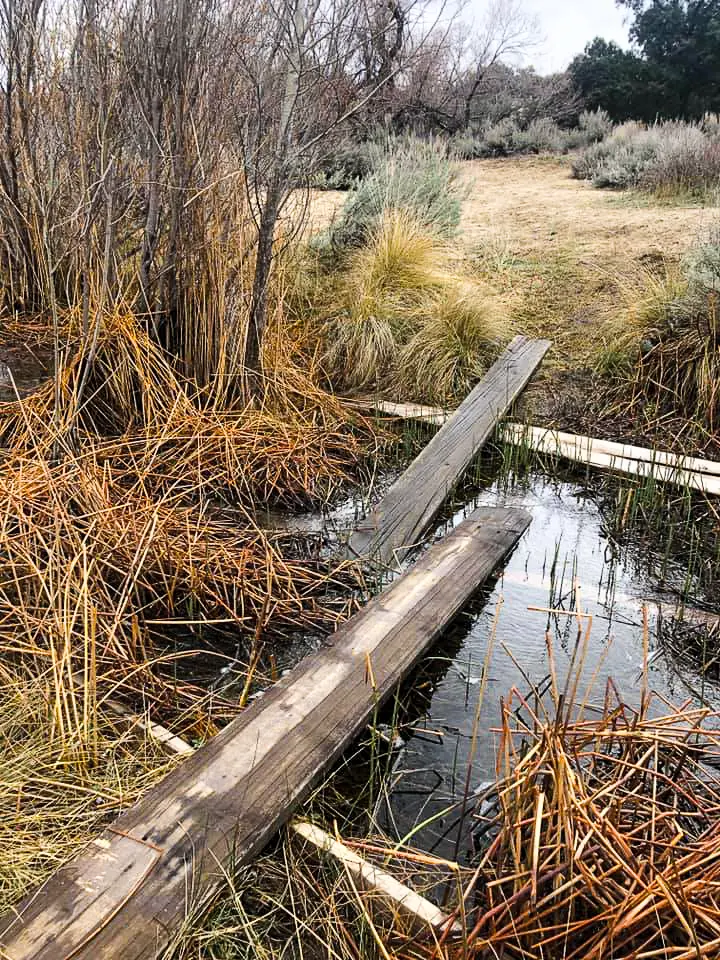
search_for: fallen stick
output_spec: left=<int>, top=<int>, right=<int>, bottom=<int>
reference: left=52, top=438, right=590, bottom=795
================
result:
left=291, top=820, right=461, bottom=936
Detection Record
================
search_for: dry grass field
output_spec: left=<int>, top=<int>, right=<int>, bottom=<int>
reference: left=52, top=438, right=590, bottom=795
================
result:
left=311, top=156, right=717, bottom=424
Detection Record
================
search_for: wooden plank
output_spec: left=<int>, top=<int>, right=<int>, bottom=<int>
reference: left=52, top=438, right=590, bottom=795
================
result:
left=358, top=403, right=720, bottom=485
left=501, top=423, right=720, bottom=497
left=352, top=399, right=449, bottom=426
left=0, top=506, right=531, bottom=960
left=347, top=336, right=550, bottom=565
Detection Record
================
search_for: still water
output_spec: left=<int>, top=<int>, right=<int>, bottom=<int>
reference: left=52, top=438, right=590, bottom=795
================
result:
left=294, top=460, right=720, bottom=860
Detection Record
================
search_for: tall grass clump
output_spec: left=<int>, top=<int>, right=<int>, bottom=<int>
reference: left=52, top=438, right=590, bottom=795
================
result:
left=573, top=118, right=720, bottom=197
left=322, top=138, right=462, bottom=250
left=0, top=668, right=179, bottom=910
left=315, top=211, right=506, bottom=401
left=598, top=225, right=720, bottom=452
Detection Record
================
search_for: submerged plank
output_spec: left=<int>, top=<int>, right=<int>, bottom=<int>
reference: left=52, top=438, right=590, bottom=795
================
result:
left=347, top=336, right=550, bottom=565
left=0, top=506, right=531, bottom=960
left=501, top=423, right=720, bottom=497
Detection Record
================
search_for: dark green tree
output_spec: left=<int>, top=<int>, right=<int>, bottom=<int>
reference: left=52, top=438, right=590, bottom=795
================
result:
left=569, top=39, right=660, bottom=121
left=570, top=1, right=720, bottom=121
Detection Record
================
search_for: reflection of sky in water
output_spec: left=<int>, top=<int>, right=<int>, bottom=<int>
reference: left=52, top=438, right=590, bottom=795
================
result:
left=261, top=461, right=720, bottom=858
left=366, top=472, right=720, bottom=860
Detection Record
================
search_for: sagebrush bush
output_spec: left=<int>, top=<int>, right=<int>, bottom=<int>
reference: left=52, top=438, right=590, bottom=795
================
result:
left=322, top=137, right=461, bottom=250
left=449, top=109, right=613, bottom=161
left=686, top=224, right=720, bottom=294
left=573, top=119, right=720, bottom=195
left=578, top=108, right=613, bottom=143
left=313, top=139, right=379, bottom=190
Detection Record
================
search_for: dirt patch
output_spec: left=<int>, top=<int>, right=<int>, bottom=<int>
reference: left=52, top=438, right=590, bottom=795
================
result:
left=456, top=156, right=715, bottom=261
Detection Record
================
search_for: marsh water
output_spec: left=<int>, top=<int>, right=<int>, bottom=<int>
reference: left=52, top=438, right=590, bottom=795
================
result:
left=269, top=448, right=720, bottom=861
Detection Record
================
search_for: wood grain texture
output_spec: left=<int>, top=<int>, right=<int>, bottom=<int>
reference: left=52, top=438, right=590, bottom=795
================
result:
left=347, top=336, right=550, bottom=566
left=501, top=423, right=720, bottom=496
left=0, top=506, right=531, bottom=960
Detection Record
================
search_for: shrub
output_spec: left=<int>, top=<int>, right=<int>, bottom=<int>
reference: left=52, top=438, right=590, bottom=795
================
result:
left=686, top=224, right=720, bottom=294
left=513, top=117, right=567, bottom=154
left=313, top=139, right=378, bottom=190
left=449, top=111, right=613, bottom=161
left=323, top=137, right=461, bottom=249
left=578, top=107, right=613, bottom=143
left=573, top=119, right=720, bottom=195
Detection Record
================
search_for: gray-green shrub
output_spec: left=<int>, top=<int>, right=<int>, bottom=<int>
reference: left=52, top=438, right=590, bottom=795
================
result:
left=313, top=140, right=379, bottom=190
left=449, top=108, right=613, bottom=160
left=572, top=119, right=720, bottom=195
left=321, top=137, right=461, bottom=249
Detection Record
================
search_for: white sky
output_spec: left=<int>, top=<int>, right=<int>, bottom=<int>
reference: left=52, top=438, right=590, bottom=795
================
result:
left=484, top=0, right=632, bottom=74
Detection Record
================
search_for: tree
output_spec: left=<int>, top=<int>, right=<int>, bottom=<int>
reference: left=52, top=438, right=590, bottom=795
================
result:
left=619, top=0, right=720, bottom=117
left=570, top=2, right=720, bottom=122
left=569, top=38, right=660, bottom=122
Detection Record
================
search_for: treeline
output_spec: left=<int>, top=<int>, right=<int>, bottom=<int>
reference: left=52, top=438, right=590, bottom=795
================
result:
left=571, top=0, right=720, bottom=122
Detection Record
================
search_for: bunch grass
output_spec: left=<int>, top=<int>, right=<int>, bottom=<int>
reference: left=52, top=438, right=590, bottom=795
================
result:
left=314, top=212, right=508, bottom=401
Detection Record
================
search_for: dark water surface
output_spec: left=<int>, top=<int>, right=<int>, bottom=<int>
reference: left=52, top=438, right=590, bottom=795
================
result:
left=282, top=458, right=720, bottom=860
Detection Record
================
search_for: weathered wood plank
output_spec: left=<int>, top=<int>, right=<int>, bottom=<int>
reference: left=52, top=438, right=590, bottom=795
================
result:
left=347, top=336, right=550, bottom=566
left=352, top=399, right=449, bottom=426
left=359, top=404, right=720, bottom=493
left=501, top=423, right=720, bottom=496
left=0, top=506, right=531, bottom=960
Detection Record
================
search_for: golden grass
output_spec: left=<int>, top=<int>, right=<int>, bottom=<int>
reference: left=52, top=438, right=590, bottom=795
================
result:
left=397, top=284, right=503, bottom=403
left=313, top=211, right=510, bottom=399
left=0, top=302, right=372, bottom=755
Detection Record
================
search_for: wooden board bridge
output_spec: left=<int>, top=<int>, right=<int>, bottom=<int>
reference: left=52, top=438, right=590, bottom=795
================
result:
left=0, top=337, right=550, bottom=959
left=347, top=335, right=550, bottom=566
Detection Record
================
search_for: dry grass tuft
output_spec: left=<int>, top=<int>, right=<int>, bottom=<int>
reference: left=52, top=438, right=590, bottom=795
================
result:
left=0, top=666, right=180, bottom=911
left=315, top=211, right=509, bottom=399
left=398, top=284, right=503, bottom=403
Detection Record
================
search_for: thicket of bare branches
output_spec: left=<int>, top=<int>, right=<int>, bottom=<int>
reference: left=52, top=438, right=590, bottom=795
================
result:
left=0, top=0, right=554, bottom=398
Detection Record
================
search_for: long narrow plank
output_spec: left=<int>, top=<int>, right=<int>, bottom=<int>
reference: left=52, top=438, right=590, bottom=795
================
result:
left=347, top=336, right=550, bottom=565
left=358, top=404, right=720, bottom=483
left=501, top=423, right=720, bottom=496
left=352, top=399, right=450, bottom=426
left=0, top=506, right=531, bottom=960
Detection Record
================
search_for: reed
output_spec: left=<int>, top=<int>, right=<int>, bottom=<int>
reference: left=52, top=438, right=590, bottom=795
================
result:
left=0, top=664, right=181, bottom=912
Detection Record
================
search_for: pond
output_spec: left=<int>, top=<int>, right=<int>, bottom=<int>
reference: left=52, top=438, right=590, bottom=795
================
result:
left=276, top=450, right=720, bottom=862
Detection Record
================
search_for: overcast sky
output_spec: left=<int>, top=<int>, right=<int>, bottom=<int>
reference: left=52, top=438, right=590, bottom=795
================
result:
left=516, top=0, right=632, bottom=74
